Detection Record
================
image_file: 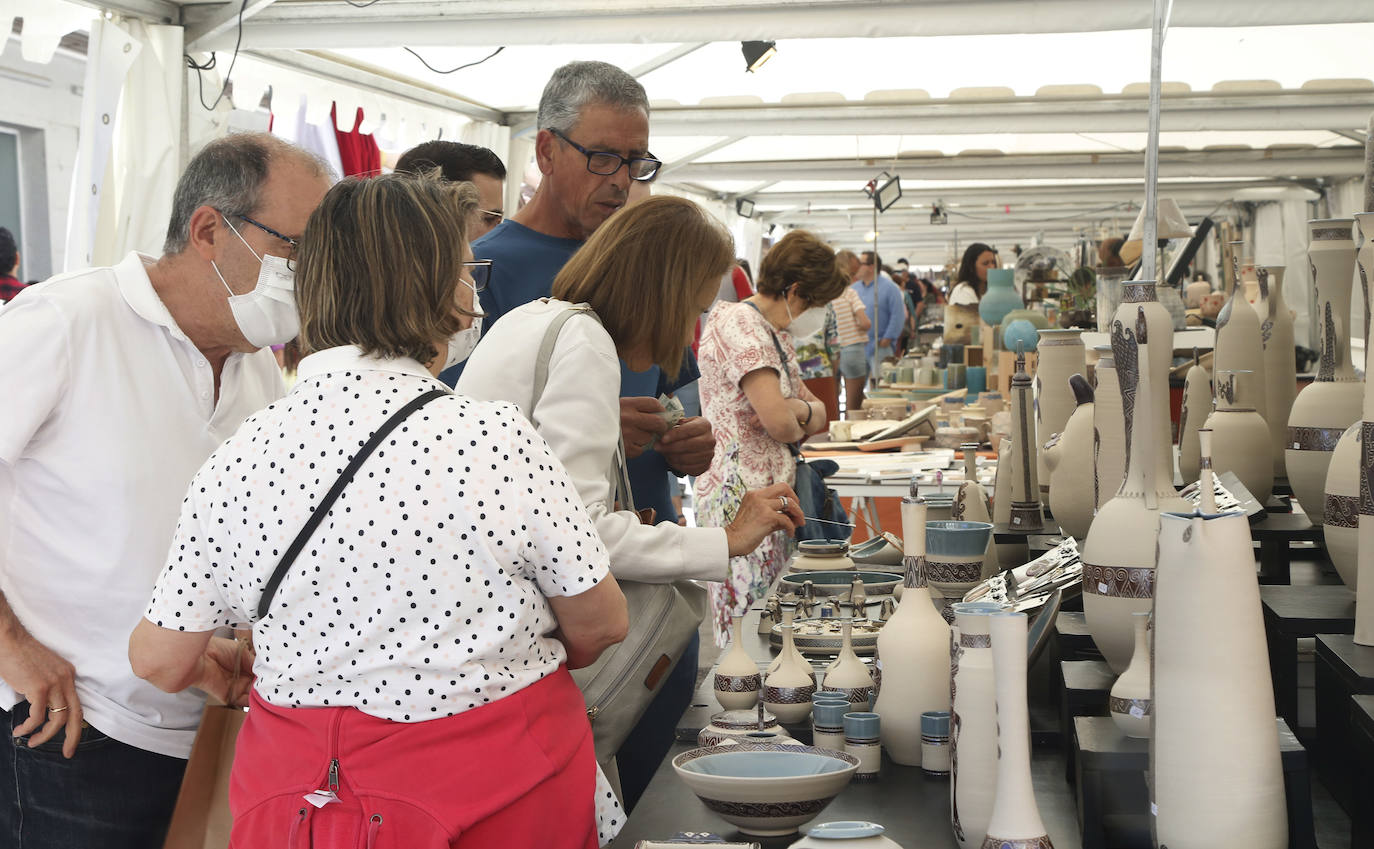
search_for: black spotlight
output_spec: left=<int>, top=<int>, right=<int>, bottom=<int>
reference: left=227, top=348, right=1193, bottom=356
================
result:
left=741, top=41, right=777, bottom=73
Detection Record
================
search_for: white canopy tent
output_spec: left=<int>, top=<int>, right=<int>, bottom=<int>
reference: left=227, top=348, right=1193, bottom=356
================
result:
left=3, top=0, right=1370, bottom=346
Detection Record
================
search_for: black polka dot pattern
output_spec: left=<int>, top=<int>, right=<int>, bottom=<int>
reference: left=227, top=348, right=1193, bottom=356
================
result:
left=145, top=360, right=612, bottom=726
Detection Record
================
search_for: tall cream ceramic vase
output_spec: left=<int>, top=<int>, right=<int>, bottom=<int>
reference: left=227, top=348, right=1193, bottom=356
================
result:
left=1034, top=329, right=1085, bottom=498
left=1177, top=350, right=1211, bottom=483
left=1355, top=212, right=1374, bottom=646
left=822, top=620, right=876, bottom=708
left=1091, top=344, right=1126, bottom=510
left=1007, top=347, right=1044, bottom=531
left=991, top=437, right=1028, bottom=568
left=1151, top=509, right=1287, bottom=849
left=1114, top=282, right=1176, bottom=502
left=1287, top=219, right=1361, bottom=524
left=714, top=615, right=761, bottom=710
left=953, top=445, right=999, bottom=573
left=1258, top=267, right=1296, bottom=478
left=1109, top=612, right=1151, bottom=739
left=980, top=612, right=1055, bottom=849
left=763, top=624, right=816, bottom=724
left=874, top=499, right=953, bottom=766
left=1215, top=241, right=1269, bottom=431
left=1045, top=375, right=1096, bottom=540
left=1082, top=307, right=1190, bottom=673
left=949, top=602, right=1004, bottom=849
left=1204, top=370, right=1274, bottom=503
left=1323, top=423, right=1362, bottom=589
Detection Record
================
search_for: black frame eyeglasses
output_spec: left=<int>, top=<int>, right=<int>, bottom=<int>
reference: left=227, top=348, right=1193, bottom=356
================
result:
left=463, top=259, right=492, bottom=293
left=231, top=213, right=301, bottom=270
left=548, top=128, right=661, bottom=182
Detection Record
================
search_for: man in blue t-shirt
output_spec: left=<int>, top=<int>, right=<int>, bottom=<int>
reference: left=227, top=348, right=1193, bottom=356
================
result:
left=441, top=60, right=715, bottom=810
left=853, top=249, right=906, bottom=365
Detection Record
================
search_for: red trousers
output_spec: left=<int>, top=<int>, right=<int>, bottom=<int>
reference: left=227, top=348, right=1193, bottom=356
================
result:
left=230, top=667, right=600, bottom=849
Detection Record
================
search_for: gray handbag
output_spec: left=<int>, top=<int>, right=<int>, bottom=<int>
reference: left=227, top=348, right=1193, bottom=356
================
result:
left=530, top=303, right=708, bottom=765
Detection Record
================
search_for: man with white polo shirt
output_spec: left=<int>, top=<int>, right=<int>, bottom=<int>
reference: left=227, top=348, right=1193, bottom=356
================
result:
left=0, top=132, right=331, bottom=849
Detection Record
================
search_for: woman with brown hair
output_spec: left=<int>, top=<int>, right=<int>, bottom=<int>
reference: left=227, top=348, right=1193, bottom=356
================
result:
left=458, top=195, right=802, bottom=585
left=695, top=230, right=849, bottom=646
left=130, top=173, right=629, bottom=847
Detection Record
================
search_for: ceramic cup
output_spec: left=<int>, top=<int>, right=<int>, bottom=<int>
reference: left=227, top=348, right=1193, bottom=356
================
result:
left=924, top=520, right=994, bottom=602
left=844, top=712, right=882, bottom=781
left=920, top=710, right=951, bottom=776
left=945, top=364, right=967, bottom=390
left=965, top=366, right=988, bottom=396
left=813, top=700, right=850, bottom=752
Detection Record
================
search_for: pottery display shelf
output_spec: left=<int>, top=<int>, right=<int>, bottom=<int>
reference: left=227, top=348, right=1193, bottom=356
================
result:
left=1351, top=695, right=1374, bottom=849
left=1058, top=659, right=1115, bottom=785
left=1072, top=716, right=1316, bottom=849
left=1260, top=585, right=1356, bottom=742
left=1251, top=512, right=1324, bottom=585
left=1313, top=634, right=1374, bottom=815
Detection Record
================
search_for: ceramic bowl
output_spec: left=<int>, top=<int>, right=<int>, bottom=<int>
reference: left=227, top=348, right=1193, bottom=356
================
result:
left=925, top=520, right=994, bottom=557
left=791, top=820, right=904, bottom=848
left=698, top=709, right=784, bottom=747
left=779, top=571, right=902, bottom=599
left=849, top=535, right=903, bottom=567
left=672, top=743, right=860, bottom=836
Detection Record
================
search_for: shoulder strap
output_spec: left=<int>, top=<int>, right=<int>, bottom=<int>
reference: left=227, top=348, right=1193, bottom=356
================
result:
left=741, top=301, right=803, bottom=458
left=256, top=387, right=450, bottom=620
left=528, top=302, right=638, bottom=514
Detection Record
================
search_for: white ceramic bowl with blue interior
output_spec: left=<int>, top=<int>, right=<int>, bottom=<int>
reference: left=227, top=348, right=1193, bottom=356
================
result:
left=924, top=520, right=994, bottom=599
left=671, top=742, right=860, bottom=836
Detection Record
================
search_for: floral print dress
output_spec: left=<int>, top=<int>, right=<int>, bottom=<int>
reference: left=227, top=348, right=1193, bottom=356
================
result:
left=696, top=302, right=803, bottom=646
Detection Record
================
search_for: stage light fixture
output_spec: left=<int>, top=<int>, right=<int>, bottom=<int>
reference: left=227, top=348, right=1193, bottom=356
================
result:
left=736, top=197, right=756, bottom=218
left=741, top=41, right=777, bottom=73
left=930, top=202, right=949, bottom=225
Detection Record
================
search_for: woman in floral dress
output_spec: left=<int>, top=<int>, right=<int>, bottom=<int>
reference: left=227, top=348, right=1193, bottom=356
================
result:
left=696, top=231, right=850, bottom=645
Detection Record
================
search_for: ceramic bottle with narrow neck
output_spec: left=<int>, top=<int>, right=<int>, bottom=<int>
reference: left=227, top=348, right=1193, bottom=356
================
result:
left=1177, top=348, right=1212, bottom=484
left=1205, top=369, right=1274, bottom=503
left=1045, top=374, right=1096, bottom=540
left=873, top=496, right=951, bottom=766
left=1091, top=344, right=1127, bottom=510
left=714, top=614, right=761, bottom=710
left=1215, top=241, right=1269, bottom=432
left=1257, top=266, right=1296, bottom=478
left=1082, top=307, right=1190, bottom=673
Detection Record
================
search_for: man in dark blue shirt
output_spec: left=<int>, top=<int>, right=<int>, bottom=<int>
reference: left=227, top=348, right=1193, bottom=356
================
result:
left=441, top=60, right=715, bottom=810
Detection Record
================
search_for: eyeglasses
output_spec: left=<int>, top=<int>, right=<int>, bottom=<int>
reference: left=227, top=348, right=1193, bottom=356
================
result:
left=478, top=209, right=503, bottom=228
left=233, top=214, right=300, bottom=270
left=548, top=128, right=661, bottom=182
left=463, top=259, right=492, bottom=293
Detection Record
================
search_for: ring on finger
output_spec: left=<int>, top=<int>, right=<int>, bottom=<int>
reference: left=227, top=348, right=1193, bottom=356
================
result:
left=48, top=705, right=69, bottom=713
left=779, top=495, right=788, bottom=511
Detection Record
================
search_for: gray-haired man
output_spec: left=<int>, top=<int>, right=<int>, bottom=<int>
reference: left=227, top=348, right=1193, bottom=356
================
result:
left=0, top=132, right=330, bottom=849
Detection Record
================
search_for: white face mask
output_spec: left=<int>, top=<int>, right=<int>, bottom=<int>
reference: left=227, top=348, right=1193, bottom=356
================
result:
left=785, top=292, right=826, bottom=339
left=211, top=217, right=299, bottom=348
left=442, top=278, right=483, bottom=369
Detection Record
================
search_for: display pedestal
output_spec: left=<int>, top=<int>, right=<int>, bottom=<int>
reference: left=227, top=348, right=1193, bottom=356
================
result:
left=1054, top=611, right=1102, bottom=662
left=1251, top=513, right=1323, bottom=585
left=1261, top=585, right=1356, bottom=742
left=1314, top=633, right=1374, bottom=813
left=1059, top=659, right=1114, bottom=784
left=1072, top=715, right=1316, bottom=849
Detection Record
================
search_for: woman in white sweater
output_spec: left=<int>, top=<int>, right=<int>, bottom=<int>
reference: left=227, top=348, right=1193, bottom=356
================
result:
left=457, top=195, right=801, bottom=585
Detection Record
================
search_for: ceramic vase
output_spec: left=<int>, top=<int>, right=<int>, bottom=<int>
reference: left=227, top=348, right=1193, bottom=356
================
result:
left=1034, top=328, right=1085, bottom=497
left=1205, top=369, right=1274, bottom=503
left=1214, top=241, right=1269, bottom=433
left=949, top=602, right=1005, bottom=849
left=1114, top=281, right=1177, bottom=505
left=1007, top=346, right=1044, bottom=531
left=1177, top=349, right=1212, bottom=484
left=1323, top=423, right=1362, bottom=589
left=991, top=437, right=1029, bottom=569
left=1356, top=212, right=1374, bottom=646
left=821, top=620, right=876, bottom=709
left=763, top=624, right=817, bottom=724
left=874, top=498, right=953, bottom=767
left=767, top=605, right=817, bottom=684
left=1108, top=612, right=1151, bottom=739
left=1091, top=344, right=1127, bottom=511
left=1082, top=306, right=1190, bottom=673
left=715, top=615, right=761, bottom=710
left=1287, top=219, right=1361, bottom=524
left=1045, top=374, right=1096, bottom=540
left=980, top=267, right=1023, bottom=328
left=1257, top=266, right=1297, bottom=478
left=1152, top=509, right=1287, bottom=849
left=952, top=444, right=999, bottom=575
left=980, top=611, right=1054, bottom=849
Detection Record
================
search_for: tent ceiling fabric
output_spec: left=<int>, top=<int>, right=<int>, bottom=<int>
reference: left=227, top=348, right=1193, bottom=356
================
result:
left=53, top=0, right=1373, bottom=261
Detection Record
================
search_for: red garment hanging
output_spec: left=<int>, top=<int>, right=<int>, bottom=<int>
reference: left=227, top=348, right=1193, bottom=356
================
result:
left=331, top=102, right=382, bottom=177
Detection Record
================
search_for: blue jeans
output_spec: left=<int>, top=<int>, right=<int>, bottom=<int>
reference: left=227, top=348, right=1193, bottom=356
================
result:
left=0, top=701, right=187, bottom=849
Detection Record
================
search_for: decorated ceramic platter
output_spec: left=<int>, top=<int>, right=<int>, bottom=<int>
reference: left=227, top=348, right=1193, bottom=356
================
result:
left=769, top=618, right=883, bottom=656
left=778, top=571, right=902, bottom=599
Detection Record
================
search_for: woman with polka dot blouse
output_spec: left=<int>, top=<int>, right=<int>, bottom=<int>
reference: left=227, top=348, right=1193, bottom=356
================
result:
left=128, top=175, right=629, bottom=848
